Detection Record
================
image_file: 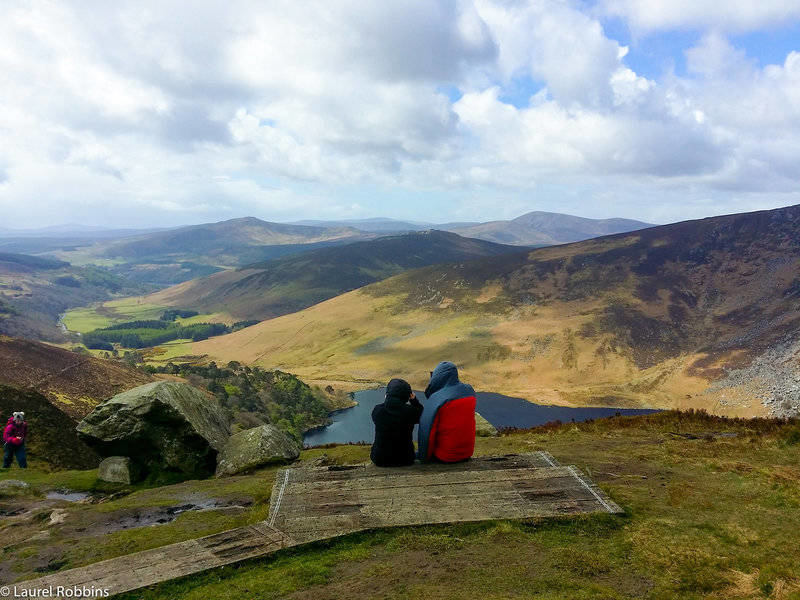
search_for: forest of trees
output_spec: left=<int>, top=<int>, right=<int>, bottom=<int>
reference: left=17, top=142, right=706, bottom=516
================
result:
left=83, top=315, right=258, bottom=349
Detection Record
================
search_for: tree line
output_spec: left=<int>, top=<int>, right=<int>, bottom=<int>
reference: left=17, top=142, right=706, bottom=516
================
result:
left=83, top=316, right=258, bottom=350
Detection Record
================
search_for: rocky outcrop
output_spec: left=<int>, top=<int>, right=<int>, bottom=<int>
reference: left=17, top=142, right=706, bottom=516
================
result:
left=77, top=382, right=230, bottom=480
left=703, top=337, right=800, bottom=418
left=215, top=425, right=300, bottom=477
left=98, top=456, right=138, bottom=484
left=475, top=412, right=499, bottom=437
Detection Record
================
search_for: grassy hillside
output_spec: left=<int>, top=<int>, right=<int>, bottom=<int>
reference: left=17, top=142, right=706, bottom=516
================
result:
left=3, top=412, right=798, bottom=598
left=448, top=211, right=654, bottom=245
left=0, top=336, right=152, bottom=419
left=147, top=230, right=527, bottom=321
left=192, top=205, right=800, bottom=417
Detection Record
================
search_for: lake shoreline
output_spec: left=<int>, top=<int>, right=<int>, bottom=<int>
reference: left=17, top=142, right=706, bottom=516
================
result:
left=303, top=388, right=661, bottom=447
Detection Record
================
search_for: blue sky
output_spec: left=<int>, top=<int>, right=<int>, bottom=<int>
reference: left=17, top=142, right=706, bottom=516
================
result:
left=1, top=0, right=800, bottom=229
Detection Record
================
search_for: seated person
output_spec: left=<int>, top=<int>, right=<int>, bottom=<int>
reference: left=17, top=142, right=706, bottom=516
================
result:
left=417, top=362, right=476, bottom=463
left=370, top=378, right=424, bottom=467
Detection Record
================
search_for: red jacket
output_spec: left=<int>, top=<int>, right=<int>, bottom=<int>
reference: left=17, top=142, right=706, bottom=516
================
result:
left=417, top=362, right=476, bottom=463
left=3, top=417, right=27, bottom=446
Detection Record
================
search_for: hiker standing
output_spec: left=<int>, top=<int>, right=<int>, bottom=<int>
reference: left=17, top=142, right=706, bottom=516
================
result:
left=371, top=379, right=424, bottom=467
left=3, top=411, right=28, bottom=469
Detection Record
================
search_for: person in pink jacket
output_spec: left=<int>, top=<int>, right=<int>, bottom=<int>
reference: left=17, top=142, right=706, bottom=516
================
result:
left=3, top=411, right=27, bottom=469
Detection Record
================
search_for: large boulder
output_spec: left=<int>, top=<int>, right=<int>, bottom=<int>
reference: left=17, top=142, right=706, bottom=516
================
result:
left=77, top=382, right=230, bottom=479
left=215, top=425, right=300, bottom=477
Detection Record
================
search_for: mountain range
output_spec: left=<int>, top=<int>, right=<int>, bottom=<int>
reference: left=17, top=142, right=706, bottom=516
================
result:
left=447, top=212, right=655, bottom=246
left=0, top=224, right=169, bottom=239
left=0, top=210, right=656, bottom=342
left=191, top=204, right=800, bottom=418
left=0, top=212, right=653, bottom=289
left=147, top=230, right=525, bottom=321
left=291, top=212, right=654, bottom=244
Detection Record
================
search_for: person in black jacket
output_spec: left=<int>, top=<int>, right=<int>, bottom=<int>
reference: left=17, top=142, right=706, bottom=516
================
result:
left=370, top=378, right=424, bottom=467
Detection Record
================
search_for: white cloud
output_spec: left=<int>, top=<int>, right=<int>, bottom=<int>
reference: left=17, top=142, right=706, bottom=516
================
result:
left=474, top=0, right=624, bottom=106
left=0, top=0, right=799, bottom=228
left=601, top=0, right=800, bottom=32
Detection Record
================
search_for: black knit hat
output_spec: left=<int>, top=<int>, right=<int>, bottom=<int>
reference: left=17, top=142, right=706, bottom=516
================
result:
left=385, top=378, right=412, bottom=400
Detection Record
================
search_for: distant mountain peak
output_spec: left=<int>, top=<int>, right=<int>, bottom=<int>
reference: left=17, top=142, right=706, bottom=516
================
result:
left=447, top=211, right=654, bottom=246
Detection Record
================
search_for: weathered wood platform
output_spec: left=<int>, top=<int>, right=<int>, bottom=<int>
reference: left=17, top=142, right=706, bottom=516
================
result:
left=10, top=453, right=621, bottom=598
left=267, top=452, right=621, bottom=544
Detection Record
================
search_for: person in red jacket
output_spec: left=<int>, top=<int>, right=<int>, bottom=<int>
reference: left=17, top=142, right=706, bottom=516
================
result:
left=3, top=411, right=27, bottom=469
left=417, top=362, right=476, bottom=463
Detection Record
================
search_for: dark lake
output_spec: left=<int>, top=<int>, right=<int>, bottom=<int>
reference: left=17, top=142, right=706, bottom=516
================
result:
left=303, top=388, right=660, bottom=447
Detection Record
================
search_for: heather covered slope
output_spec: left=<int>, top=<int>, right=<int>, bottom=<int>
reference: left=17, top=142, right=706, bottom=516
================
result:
left=148, top=230, right=526, bottom=321
left=0, top=336, right=152, bottom=419
left=193, top=205, right=800, bottom=416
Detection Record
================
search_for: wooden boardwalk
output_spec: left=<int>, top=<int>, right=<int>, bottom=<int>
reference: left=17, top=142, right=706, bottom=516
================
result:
left=267, top=452, right=621, bottom=544
left=11, top=453, right=621, bottom=598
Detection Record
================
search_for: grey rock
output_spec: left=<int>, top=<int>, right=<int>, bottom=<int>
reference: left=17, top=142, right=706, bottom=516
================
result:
left=475, top=412, right=499, bottom=437
left=216, top=425, right=300, bottom=477
left=0, top=479, right=29, bottom=491
left=77, top=382, right=231, bottom=478
left=98, top=456, right=138, bottom=484
left=48, top=508, right=68, bottom=526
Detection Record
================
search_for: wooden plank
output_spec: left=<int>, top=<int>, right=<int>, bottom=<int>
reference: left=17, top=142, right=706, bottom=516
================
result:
left=280, top=452, right=560, bottom=485
left=11, top=524, right=294, bottom=599
left=275, top=476, right=595, bottom=517
left=278, top=466, right=579, bottom=495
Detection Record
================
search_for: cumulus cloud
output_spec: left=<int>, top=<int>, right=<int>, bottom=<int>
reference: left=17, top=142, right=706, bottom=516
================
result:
left=0, top=0, right=799, bottom=227
left=475, top=0, right=624, bottom=106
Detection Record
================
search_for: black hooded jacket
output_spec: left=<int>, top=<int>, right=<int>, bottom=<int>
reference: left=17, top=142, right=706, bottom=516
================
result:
left=370, top=378, right=423, bottom=467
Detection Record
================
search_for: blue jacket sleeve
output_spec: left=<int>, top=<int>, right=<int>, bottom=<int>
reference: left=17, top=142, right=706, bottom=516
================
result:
left=416, top=402, right=435, bottom=460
